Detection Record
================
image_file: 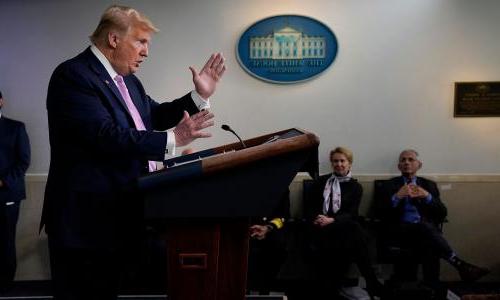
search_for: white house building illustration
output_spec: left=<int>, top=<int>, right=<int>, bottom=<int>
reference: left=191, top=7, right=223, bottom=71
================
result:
left=249, top=26, right=326, bottom=60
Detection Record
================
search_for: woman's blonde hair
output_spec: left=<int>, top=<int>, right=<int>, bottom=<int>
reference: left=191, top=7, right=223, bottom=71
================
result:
left=330, top=146, right=353, bottom=164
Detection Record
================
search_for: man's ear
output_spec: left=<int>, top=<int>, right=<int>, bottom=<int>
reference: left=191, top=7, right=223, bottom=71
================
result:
left=417, top=160, right=423, bottom=170
left=107, top=31, right=119, bottom=49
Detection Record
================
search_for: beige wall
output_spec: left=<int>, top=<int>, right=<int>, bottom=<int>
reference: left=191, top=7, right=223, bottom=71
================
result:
left=2, top=0, right=500, bottom=176
left=16, top=176, right=50, bottom=280
left=1, top=0, right=497, bottom=286
left=17, top=174, right=500, bottom=282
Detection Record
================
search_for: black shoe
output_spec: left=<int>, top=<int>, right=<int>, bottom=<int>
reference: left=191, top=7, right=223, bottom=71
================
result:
left=457, top=262, right=490, bottom=282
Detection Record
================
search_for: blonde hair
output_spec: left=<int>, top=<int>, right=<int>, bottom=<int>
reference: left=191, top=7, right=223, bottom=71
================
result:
left=90, top=5, right=159, bottom=44
left=330, top=146, right=353, bottom=164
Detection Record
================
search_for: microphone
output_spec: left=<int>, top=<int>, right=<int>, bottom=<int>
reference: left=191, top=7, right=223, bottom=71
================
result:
left=221, top=124, right=247, bottom=149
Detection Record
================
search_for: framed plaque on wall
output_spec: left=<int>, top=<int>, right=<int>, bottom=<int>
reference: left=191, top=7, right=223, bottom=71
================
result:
left=454, top=81, right=500, bottom=117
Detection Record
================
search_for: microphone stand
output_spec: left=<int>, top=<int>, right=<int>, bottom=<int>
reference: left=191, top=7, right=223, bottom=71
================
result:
left=221, top=124, right=247, bottom=149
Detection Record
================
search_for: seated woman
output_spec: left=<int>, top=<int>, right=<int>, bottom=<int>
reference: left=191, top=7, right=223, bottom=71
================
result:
left=305, top=147, right=384, bottom=299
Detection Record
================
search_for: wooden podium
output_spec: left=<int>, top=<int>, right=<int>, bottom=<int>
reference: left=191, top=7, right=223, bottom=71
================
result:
left=138, top=128, right=319, bottom=300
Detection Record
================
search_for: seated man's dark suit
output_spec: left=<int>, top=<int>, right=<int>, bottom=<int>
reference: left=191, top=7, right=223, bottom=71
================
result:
left=41, top=47, right=200, bottom=298
left=247, top=190, right=290, bottom=294
left=378, top=176, right=450, bottom=282
left=0, top=116, right=30, bottom=290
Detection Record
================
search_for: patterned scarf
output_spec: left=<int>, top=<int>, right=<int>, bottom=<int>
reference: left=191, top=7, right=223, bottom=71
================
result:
left=323, top=171, right=352, bottom=214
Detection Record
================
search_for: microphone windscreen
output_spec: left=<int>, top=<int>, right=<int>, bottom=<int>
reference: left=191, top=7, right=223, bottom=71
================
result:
left=221, top=124, right=230, bottom=131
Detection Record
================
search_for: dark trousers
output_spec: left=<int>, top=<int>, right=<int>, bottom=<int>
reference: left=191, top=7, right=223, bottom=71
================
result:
left=247, top=230, right=287, bottom=293
left=0, top=201, right=20, bottom=290
left=48, top=236, right=119, bottom=300
left=309, top=220, right=378, bottom=295
left=394, top=222, right=453, bottom=282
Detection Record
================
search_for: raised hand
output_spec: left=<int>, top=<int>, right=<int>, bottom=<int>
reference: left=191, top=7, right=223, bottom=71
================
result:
left=173, top=110, right=214, bottom=147
left=189, top=53, right=226, bottom=99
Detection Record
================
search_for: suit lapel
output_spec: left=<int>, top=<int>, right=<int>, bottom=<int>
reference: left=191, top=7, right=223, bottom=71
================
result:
left=83, top=48, right=135, bottom=122
left=416, top=177, right=422, bottom=188
left=318, top=174, right=331, bottom=212
left=0, top=118, right=14, bottom=149
left=103, top=74, right=130, bottom=115
left=0, top=118, right=6, bottom=136
left=83, top=48, right=152, bottom=129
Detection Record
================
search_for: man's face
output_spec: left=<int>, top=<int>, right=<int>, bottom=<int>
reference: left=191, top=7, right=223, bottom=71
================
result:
left=110, top=24, right=152, bottom=76
left=330, top=152, right=351, bottom=177
left=398, top=151, right=421, bottom=177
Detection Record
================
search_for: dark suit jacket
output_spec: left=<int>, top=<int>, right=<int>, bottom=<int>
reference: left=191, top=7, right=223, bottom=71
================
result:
left=42, top=47, right=200, bottom=248
left=0, top=116, right=31, bottom=205
left=304, top=173, right=363, bottom=224
left=251, top=190, right=290, bottom=226
left=377, top=176, right=447, bottom=226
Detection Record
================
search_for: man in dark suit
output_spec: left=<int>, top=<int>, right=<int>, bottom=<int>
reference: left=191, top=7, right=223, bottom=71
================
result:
left=247, top=190, right=290, bottom=295
left=41, top=5, right=226, bottom=299
left=378, top=149, right=489, bottom=284
left=0, top=91, right=31, bottom=292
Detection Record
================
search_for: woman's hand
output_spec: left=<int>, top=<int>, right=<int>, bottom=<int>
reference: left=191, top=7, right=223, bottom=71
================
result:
left=313, top=214, right=335, bottom=227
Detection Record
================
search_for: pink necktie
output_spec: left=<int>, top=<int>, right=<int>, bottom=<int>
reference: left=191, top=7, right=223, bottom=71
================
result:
left=115, top=75, right=157, bottom=172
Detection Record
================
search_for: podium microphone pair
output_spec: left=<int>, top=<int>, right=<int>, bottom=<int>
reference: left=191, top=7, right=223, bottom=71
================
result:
left=221, top=124, right=247, bottom=149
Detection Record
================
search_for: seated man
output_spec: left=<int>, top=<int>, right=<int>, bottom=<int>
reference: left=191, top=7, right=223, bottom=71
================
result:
left=378, top=149, right=489, bottom=283
left=247, top=190, right=290, bottom=295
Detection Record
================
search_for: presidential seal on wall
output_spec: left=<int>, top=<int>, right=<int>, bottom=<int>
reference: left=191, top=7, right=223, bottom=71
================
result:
left=236, top=15, right=338, bottom=84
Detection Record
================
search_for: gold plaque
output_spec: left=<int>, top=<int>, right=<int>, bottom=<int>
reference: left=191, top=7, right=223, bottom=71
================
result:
left=454, top=81, right=500, bottom=117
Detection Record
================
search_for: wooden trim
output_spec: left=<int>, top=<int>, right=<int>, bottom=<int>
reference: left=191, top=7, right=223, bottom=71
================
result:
left=292, top=172, right=500, bottom=183
left=203, top=130, right=319, bottom=174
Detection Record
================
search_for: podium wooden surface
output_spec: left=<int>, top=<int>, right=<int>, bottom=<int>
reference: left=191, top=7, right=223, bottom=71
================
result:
left=138, top=128, right=319, bottom=300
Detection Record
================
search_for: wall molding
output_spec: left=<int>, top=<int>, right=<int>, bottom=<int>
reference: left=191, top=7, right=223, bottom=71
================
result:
left=26, top=174, right=49, bottom=182
left=292, top=172, right=500, bottom=183
left=27, top=173, right=500, bottom=183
